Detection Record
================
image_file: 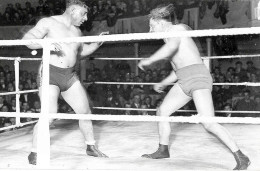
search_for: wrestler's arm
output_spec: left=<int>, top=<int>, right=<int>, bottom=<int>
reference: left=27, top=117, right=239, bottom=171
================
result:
left=79, top=42, right=101, bottom=57
left=22, top=18, right=50, bottom=49
left=138, top=38, right=180, bottom=70
left=79, top=32, right=109, bottom=57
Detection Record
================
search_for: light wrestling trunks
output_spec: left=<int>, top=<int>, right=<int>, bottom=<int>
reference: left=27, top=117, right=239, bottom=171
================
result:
left=37, top=64, right=79, bottom=92
left=176, top=64, right=213, bottom=97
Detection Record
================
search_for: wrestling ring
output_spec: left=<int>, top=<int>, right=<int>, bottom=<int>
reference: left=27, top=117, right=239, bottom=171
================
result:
left=0, top=28, right=260, bottom=170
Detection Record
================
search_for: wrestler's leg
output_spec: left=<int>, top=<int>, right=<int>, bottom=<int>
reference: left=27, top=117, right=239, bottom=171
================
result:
left=28, top=85, right=60, bottom=165
left=192, top=89, right=250, bottom=170
left=61, top=81, right=107, bottom=157
left=142, top=84, right=192, bottom=159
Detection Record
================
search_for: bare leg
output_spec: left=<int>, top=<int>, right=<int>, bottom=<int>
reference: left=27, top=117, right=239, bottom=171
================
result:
left=61, top=81, right=107, bottom=157
left=192, top=89, right=250, bottom=170
left=142, top=84, right=191, bottom=159
left=28, top=85, right=60, bottom=165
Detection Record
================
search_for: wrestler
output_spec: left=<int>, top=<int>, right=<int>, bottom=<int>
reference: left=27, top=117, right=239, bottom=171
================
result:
left=138, top=4, right=250, bottom=170
left=22, top=0, right=108, bottom=165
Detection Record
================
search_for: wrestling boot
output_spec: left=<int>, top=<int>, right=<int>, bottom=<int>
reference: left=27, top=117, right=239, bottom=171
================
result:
left=233, top=150, right=250, bottom=170
left=86, top=145, right=108, bottom=158
left=28, top=152, right=37, bottom=165
left=142, top=144, right=170, bottom=159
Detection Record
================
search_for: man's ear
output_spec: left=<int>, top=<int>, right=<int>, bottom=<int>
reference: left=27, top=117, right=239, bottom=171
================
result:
left=70, top=6, right=76, bottom=15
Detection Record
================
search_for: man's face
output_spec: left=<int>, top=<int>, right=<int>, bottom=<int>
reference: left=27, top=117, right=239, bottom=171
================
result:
left=72, top=6, right=88, bottom=26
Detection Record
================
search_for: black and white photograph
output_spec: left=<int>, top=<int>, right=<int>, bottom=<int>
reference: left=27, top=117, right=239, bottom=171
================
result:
left=0, top=0, right=259, bottom=170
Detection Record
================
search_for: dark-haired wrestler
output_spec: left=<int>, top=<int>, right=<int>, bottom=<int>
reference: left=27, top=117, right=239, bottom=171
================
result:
left=22, top=0, right=108, bottom=165
left=138, top=4, right=250, bottom=170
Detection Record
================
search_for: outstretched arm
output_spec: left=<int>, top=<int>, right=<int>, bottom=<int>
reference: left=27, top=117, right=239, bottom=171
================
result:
left=22, top=18, right=50, bottom=49
left=79, top=32, right=109, bottom=58
left=138, top=37, right=180, bottom=70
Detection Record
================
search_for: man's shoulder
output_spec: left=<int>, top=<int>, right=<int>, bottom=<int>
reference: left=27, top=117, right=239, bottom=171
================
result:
left=174, top=24, right=192, bottom=31
left=37, top=16, right=57, bottom=26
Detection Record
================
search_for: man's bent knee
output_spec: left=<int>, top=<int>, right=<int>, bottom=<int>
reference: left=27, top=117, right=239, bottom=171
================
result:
left=202, top=122, right=218, bottom=132
left=156, top=107, right=171, bottom=117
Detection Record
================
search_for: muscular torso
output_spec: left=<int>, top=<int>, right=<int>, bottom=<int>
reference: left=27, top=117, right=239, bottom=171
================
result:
left=45, top=16, right=82, bottom=68
left=166, top=24, right=203, bottom=71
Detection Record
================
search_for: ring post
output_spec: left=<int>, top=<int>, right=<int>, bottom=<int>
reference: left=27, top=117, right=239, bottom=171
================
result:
left=37, top=42, right=51, bottom=168
left=14, top=57, right=21, bottom=126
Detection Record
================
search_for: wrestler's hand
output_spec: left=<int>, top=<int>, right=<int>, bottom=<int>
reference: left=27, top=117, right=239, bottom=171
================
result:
left=154, top=83, right=166, bottom=93
left=97, top=31, right=109, bottom=46
left=138, top=58, right=152, bottom=71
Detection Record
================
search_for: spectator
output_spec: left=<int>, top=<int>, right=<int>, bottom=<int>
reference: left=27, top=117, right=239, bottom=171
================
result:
left=15, top=3, right=23, bottom=12
left=2, top=12, right=13, bottom=26
left=140, top=103, right=149, bottom=115
left=247, top=72, right=260, bottom=96
left=9, top=98, right=16, bottom=112
left=106, top=4, right=119, bottom=27
left=255, top=95, right=260, bottom=111
left=130, top=93, right=142, bottom=115
left=234, top=89, right=256, bottom=117
left=28, top=82, right=40, bottom=107
left=103, top=90, right=121, bottom=115
left=31, top=100, right=41, bottom=113
left=21, top=101, right=31, bottom=113
left=124, top=102, right=131, bottom=115
left=234, top=61, right=248, bottom=82
left=246, top=60, right=258, bottom=75
left=115, top=61, right=131, bottom=78
left=1, top=105, right=9, bottom=112
left=221, top=103, right=233, bottom=117
left=25, top=1, right=35, bottom=15
left=132, top=0, right=141, bottom=16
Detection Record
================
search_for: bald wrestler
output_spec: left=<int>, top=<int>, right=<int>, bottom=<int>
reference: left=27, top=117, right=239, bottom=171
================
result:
left=138, top=4, right=250, bottom=170
left=22, top=0, right=108, bottom=165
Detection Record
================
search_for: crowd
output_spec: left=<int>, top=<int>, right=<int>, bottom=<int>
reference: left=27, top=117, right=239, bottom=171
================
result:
left=0, top=0, right=198, bottom=28
left=85, top=59, right=260, bottom=118
left=1, top=58, right=260, bottom=131
left=211, top=60, right=260, bottom=117
left=0, top=0, right=154, bottom=27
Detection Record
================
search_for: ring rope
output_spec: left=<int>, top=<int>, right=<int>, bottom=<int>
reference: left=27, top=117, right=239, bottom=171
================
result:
left=0, top=112, right=260, bottom=124
left=1, top=27, right=260, bottom=46
left=92, top=107, right=260, bottom=114
left=90, top=54, right=260, bottom=61
left=84, top=81, right=260, bottom=87
left=0, top=120, right=38, bottom=132
left=0, top=57, right=42, bottom=61
left=0, top=90, right=39, bottom=96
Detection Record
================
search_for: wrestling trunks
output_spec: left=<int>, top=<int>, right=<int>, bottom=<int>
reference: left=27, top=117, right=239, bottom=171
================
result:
left=37, top=64, right=79, bottom=92
left=176, top=64, right=213, bottom=97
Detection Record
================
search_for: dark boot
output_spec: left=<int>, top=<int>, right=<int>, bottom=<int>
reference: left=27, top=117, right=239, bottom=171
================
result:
left=86, top=145, right=108, bottom=158
left=28, top=152, right=37, bottom=165
left=233, top=150, right=250, bottom=170
left=142, top=144, right=170, bottom=159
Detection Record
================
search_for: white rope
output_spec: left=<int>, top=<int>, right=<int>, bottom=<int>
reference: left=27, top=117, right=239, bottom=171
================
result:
left=0, top=57, right=42, bottom=61
left=1, top=27, right=260, bottom=46
left=0, top=112, right=260, bottom=124
left=0, top=120, right=38, bottom=132
left=90, top=54, right=260, bottom=61
left=0, top=90, right=39, bottom=96
left=92, top=107, right=260, bottom=114
left=84, top=81, right=260, bottom=87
